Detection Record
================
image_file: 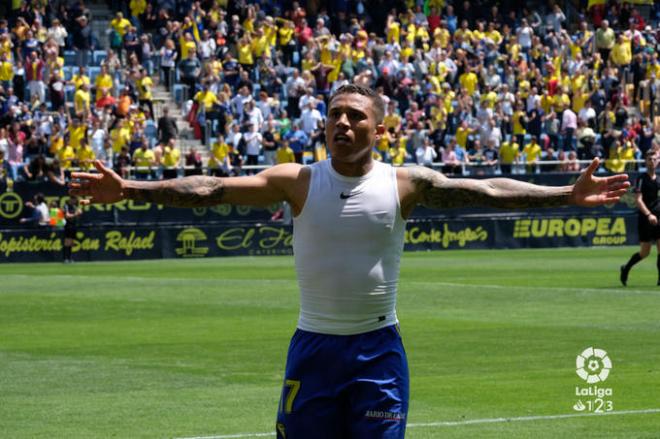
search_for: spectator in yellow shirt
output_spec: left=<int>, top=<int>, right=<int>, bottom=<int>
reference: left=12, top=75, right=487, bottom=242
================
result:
left=132, top=143, right=156, bottom=180
left=129, top=0, right=147, bottom=19
left=455, top=120, right=473, bottom=149
left=605, top=140, right=626, bottom=174
left=110, top=119, right=131, bottom=153
left=499, top=138, right=520, bottom=174
left=276, top=139, right=296, bottom=164
left=74, top=83, right=91, bottom=117
left=610, top=34, right=632, bottom=67
left=161, top=140, right=181, bottom=179
left=523, top=136, right=542, bottom=173
left=512, top=103, right=528, bottom=147
left=386, top=15, right=400, bottom=45
left=0, top=52, right=13, bottom=86
left=459, top=68, right=478, bottom=96
left=383, top=102, right=401, bottom=134
left=136, top=69, right=154, bottom=117
left=276, top=18, right=295, bottom=65
left=209, top=139, right=231, bottom=176
left=193, top=83, right=218, bottom=112
left=109, top=12, right=131, bottom=59
left=57, top=144, right=76, bottom=170
left=251, top=27, right=270, bottom=59
left=180, top=32, right=197, bottom=61
left=68, top=118, right=87, bottom=151
left=49, top=125, right=65, bottom=156
left=389, top=133, right=411, bottom=167
left=237, top=35, right=253, bottom=67
left=94, top=65, right=113, bottom=101
left=76, top=139, right=96, bottom=171
left=110, top=12, right=131, bottom=38
left=69, top=66, right=90, bottom=90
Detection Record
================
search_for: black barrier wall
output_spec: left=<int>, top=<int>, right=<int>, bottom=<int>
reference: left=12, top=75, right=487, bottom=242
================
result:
left=1, top=172, right=640, bottom=228
left=0, top=216, right=637, bottom=263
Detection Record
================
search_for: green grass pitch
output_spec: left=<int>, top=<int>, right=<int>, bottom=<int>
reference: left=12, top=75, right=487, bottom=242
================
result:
left=1, top=247, right=660, bottom=438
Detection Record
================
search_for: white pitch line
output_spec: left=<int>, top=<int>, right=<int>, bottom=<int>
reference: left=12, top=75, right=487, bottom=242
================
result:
left=174, top=408, right=660, bottom=439
left=409, top=407, right=660, bottom=427
left=411, top=281, right=660, bottom=296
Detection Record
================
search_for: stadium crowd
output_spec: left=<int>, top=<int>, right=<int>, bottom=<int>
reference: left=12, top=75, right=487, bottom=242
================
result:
left=0, top=0, right=659, bottom=190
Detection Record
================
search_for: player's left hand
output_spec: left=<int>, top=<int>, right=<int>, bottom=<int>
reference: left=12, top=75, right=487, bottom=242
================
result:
left=570, top=158, right=630, bottom=207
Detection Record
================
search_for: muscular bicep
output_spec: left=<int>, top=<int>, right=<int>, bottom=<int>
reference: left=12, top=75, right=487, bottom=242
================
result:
left=222, top=164, right=306, bottom=207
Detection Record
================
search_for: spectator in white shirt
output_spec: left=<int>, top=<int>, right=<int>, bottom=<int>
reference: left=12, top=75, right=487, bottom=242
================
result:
left=20, top=193, right=50, bottom=226
left=244, top=99, right=264, bottom=132
left=299, top=100, right=322, bottom=137
left=230, top=86, right=252, bottom=122
left=415, top=138, right=438, bottom=167
left=561, top=105, right=577, bottom=151
left=198, top=30, right=217, bottom=60
left=578, top=100, right=597, bottom=128
left=256, top=91, right=273, bottom=122
left=226, top=123, right=243, bottom=151
left=243, top=123, right=263, bottom=172
left=517, top=18, right=533, bottom=52
left=47, top=19, right=68, bottom=53
left=298, top=88, right=316, bottom=114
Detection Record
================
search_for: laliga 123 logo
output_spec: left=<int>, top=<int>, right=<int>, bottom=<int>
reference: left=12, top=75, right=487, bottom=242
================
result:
left=576, top=347, right=611, bottom=383
left=573, top=347, right=614, bottom=413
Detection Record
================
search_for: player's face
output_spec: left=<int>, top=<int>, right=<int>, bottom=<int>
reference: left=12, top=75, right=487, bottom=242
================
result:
left=326, top=93, right=382, bottom=165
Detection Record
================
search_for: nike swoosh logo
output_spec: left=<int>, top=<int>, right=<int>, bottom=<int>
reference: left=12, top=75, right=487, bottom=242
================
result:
left=340, top=191, right=362, bottom=199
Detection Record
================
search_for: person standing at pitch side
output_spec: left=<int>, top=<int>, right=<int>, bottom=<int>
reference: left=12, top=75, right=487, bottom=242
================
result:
left=70, top=84, right=629, bottom=438
left=63, top=196, right=82, bottom=263
left=620, top=151, right=660, bottom=286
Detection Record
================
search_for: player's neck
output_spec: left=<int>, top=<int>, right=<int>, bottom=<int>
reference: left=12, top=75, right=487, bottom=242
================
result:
left=330, top=157, right=374, bottom=177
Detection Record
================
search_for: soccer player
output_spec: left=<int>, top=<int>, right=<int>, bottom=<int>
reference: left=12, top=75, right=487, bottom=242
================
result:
left=620, top=151, right=660, bottom=286
left=70, top=84, right=629, bottom=438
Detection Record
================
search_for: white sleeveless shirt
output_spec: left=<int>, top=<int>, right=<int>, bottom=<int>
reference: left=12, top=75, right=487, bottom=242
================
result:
left=293, top=160, right=406, bottom=335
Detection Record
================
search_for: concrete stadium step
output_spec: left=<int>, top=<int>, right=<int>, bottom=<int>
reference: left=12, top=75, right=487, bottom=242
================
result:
left=88, top=0, right=113, bottom=49
left=150, top=84, right=208, bottom=158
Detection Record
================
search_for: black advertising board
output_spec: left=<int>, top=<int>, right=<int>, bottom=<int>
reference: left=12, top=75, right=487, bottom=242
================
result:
left=0, top=172, right=640, bottom=228
left=0, top=215, right=637, bottom=263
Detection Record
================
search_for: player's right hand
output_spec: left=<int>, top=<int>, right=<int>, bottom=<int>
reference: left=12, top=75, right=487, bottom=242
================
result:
left=649, top=214, right=658, bottom=226
left=69, top=160, right=125, bottom=205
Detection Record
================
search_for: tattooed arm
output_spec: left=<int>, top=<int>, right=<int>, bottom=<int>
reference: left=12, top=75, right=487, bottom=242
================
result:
left=408, top=166, right=573, bottom=209
left=120, top=176, right=226, bottom=207
left=70, top=161, right=309, bottom=211
left=399, top=159, right=630, bottom=215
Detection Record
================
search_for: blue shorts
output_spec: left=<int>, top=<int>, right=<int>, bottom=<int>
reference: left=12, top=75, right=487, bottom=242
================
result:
left=276, top=325, right=409, bottom=438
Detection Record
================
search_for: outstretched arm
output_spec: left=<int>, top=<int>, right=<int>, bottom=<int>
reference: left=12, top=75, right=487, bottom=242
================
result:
left=69, top=160, right=306, bottom=209
left=401, top=158, right=630, bottom=212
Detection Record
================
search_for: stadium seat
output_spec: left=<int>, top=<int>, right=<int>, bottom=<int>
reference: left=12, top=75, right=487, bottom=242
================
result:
left=172, top=84, right=187, bottom=104
left=64, top=85, right=76, bottom=102
left=63, top=50, right=77, bottom=66
left=92, top=50, right=107, bottom=66
left=62, top=66, right=73, bottom=81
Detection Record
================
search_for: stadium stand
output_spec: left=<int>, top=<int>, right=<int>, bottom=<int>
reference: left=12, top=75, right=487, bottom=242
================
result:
left=0, top=0, right=659, bottom=193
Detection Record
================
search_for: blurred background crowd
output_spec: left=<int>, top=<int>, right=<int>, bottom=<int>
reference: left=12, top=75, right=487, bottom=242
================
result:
left=0, top=0, right=659, bottom=190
